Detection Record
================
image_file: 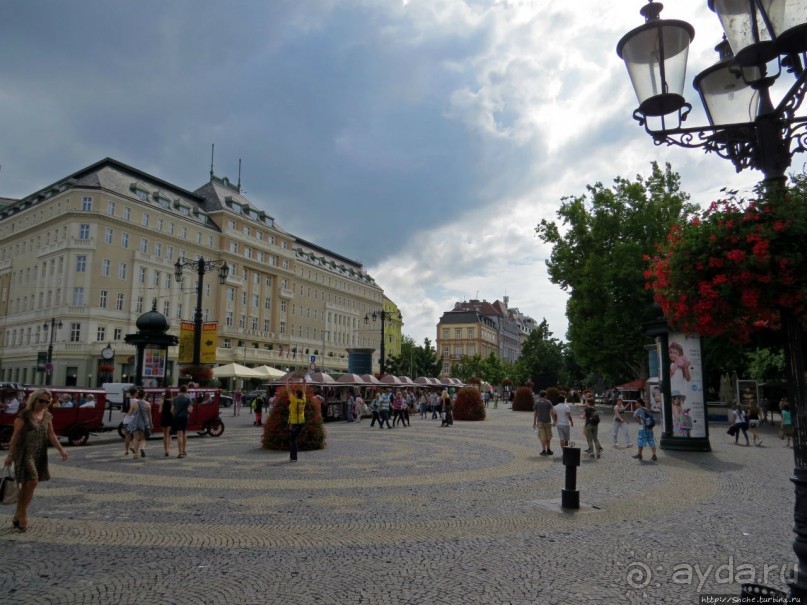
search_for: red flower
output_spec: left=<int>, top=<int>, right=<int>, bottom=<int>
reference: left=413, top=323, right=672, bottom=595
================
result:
left=645, top=184, right=807, bottom=342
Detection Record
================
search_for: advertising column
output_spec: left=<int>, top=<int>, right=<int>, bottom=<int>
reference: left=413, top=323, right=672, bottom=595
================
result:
left=660, top=331, right=711, bottom=451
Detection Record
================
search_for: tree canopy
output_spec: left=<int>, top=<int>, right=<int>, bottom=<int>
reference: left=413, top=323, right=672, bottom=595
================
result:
left=535, top=162, right=696, bottom=383
left=511, top=320, right=566, bottom=388
left=385, top=336, right=442, bottom=378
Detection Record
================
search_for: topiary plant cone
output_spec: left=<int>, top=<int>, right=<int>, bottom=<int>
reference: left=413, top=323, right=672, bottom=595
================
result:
left=512, top=386, right=534, bottom=412
left=453, top=387, right=486, bottom=421
left=262, top=385, right=327, bottom=451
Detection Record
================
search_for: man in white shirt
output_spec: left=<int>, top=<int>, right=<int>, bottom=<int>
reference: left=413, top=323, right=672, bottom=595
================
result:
left=2, top=396, right=20, bottom=414
left=551, top=396, right=574, bottom=448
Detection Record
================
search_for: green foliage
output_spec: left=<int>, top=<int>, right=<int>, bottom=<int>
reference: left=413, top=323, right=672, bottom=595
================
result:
left=453, top=387, right=486, bottom=421
left=481, top=353, right=507, bottom=386
left=545, top=386, right=560, bottom=404
left=647, top=180, right=807, bottom=342
left=262, top=386, right=326, bottom=451
left=386, top=336, right=442, bottom=377
left=515, top=320, right=566, bottom=388
left=536, top=162, right=695, bottom=382
left=512, top=386, right=534, bottom=412
left=746, top=347, right=785, bottom=383
left=450, top=354, right=484, bottom=382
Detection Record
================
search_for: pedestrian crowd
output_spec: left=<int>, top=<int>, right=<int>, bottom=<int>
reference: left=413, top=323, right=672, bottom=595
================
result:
left=532, top=390, right=658, bottom=463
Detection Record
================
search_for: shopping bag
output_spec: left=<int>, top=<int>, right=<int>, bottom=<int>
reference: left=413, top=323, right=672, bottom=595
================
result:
left=0, top=465, right=19, bottom=505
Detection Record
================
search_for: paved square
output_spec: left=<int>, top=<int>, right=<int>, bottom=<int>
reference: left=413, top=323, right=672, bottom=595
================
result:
left=1, top=406, right=795, bottom=604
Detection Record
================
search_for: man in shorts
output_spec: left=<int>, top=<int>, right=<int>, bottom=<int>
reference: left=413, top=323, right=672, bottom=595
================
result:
left=533, top=390, right=554, bottom=456
left=551, top=395, right=574, bottom=448
left=633, top=397, right=658, bottom=462
left=171, top=385, right=193, bottom=459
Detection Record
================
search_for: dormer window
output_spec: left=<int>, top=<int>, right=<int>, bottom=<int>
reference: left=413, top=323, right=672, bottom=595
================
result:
left=174, top=200, right=192, bottom=216
left=130, top=182, right=150, bottom=201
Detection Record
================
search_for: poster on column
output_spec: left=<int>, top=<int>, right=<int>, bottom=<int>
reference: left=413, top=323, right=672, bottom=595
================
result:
left=668, top=332, right=706, bottom=439
left=143, top=346, right=166, bottom=378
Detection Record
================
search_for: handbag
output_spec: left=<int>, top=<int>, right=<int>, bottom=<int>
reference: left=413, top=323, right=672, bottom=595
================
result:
left=1, top=465, right=19, bottom=505
left=727, top=425, right=738, bottom=437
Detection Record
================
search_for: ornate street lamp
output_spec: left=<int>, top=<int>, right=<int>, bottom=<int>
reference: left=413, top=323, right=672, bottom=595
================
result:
left=619, top=2, right=807, bottom=599
left=174, top=257, right=229, bottom=367
left=364, top=309, right=402, bottom=375
left=617, top=0, right=807, bottom=185
left=42, top=318, right=62, bottom=386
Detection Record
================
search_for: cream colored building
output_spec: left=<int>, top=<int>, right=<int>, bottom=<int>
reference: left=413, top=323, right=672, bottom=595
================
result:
left=436, top=309, right=499, bottom=377
left=0, top=158, right=393, bottom=386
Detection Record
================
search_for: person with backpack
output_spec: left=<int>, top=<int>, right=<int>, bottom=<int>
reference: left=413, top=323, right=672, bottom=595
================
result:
left=632, top=398, right=658, bottom=462
left=583, top=396, right=602, bottom=459
left=253, top=393, right=266, bottom=426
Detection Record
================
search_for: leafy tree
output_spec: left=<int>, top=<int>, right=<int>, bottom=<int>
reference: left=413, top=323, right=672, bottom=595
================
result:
left=535, top=162, right=696, bottom=383
left=480, top=353, right=506, bottom=386
left=515, top=320, right=565, bottom=389
left=746, top=347, right=785, bottom=383
left=386, top=336, right=442, bottom=377
left=450, top=354, right=484, bottom=382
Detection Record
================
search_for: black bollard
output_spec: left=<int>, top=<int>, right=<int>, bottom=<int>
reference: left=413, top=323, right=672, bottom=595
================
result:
left=561, top=445, right=581, bottom=510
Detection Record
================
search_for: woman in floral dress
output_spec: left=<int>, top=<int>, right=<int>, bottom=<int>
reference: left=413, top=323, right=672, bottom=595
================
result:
left=3, top=388, right=68, bottom=531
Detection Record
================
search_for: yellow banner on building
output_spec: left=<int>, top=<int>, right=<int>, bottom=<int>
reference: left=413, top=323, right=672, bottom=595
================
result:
left=178, top=322, right=195, bottom=364
left=178, top=321, right=218, bottom=364
left=201, top=322, right=218, bottom=364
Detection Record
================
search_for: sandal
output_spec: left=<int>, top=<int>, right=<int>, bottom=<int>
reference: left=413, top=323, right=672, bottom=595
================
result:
left=12, top=518, right=19, bottom=529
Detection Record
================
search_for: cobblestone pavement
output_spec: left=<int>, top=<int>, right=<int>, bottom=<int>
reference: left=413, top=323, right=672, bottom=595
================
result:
left=0, top=405, right=796, bottom=605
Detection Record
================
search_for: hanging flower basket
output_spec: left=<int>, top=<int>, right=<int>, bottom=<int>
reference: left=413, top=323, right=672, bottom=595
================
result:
left=179, top=365, right=214, bottom=385
left=645, top=184, right=807, bottom=342
left=98, top=365, right=115, bottom=374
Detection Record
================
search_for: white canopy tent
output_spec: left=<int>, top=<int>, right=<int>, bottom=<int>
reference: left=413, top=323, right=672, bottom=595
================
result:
left=211, top=363, right=264, bottom=379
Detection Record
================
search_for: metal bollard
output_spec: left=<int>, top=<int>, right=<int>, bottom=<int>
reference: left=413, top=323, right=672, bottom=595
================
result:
left=561, top=445, right=581, bottom=510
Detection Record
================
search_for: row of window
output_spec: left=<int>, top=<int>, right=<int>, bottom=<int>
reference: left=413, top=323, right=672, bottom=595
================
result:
left=442, top=346, right=477, bottom=357
left=442, top=328, right=478, bottom=339
left=4, top=322, right=118, bottom=347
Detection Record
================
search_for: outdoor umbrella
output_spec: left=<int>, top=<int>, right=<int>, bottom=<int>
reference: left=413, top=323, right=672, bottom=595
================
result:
left=719, top=373, right=732, bottom=403
left=337, top=373, right=366, bottom=385
left=211, top=363, right=264, bottom=379
left=252, top=365, right=286, bottom=379
left=308, top=371, right=336, bottom=385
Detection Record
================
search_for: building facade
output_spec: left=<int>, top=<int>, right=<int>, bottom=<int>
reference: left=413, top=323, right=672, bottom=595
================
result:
left=436, top=309, right=498, bottom=377
left=435, top=298, right=536, bottom=377
left=0, top=158, right=395, bottom=386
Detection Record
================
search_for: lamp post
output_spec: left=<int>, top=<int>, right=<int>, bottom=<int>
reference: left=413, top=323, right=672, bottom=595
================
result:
left=320, top=329, right=329, bottom=372
left=42, top=318, right=62, bottom=386
left=618, top=2, right=807, bottom=598
left=364, top=309, right=402, bottom=375
left=174, top=257, right=229, bottom=367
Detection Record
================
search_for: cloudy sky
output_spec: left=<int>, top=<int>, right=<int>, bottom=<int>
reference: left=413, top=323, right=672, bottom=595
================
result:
left=0, top=0, right=764, bottom=345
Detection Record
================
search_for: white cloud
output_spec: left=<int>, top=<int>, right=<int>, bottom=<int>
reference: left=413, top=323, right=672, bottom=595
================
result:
left=0, top=0, right=777, bottom=350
